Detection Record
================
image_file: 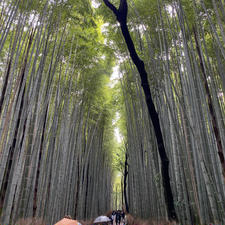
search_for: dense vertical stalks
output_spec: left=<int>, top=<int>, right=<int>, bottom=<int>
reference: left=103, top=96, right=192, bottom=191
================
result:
left=0, top=1, right=113, bottom=224
left=111, top=0, right=225, bottom=224
left=193, top=27, right=225, bottom=183
left=102, top=0, right=177, bottom=221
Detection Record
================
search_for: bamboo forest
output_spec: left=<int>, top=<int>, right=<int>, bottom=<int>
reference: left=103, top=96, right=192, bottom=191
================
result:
left=1, top=0, right=225, bottom=224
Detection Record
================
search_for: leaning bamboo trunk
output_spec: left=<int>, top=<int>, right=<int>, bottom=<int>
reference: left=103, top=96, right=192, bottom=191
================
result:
left=102, top=0, right=177, bottom=221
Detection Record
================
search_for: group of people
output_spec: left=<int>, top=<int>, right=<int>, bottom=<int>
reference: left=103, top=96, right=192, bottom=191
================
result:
left=109, top=210, right=126, bottom=225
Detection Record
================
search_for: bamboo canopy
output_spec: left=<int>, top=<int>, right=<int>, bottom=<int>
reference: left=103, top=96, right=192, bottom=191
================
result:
left=1, top=0, right=225, bottom=224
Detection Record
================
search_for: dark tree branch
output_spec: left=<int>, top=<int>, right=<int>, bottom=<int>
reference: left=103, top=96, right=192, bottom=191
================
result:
left=103, top=0, right=178, bottom=222
left=102, top=0, right=128, bottom=23
left=124, top=152, right=129, bottom=213
left=118, top=0, right=128, bottom=23
left=102, top=0, right=118, bottom=16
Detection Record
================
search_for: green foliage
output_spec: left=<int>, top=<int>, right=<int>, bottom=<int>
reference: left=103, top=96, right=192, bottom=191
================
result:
left=112, top=145, right=125, bottom=172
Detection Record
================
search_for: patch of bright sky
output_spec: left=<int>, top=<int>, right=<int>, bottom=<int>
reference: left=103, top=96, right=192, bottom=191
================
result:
left=91, top=0, right=101, bottom=8
left=101, top=23, right=109, bottom=33
left=109, top=65, right=120, bottom=88
left=114, top=127, right=122, bottom=143
left=29, top=13, right=39, bottom=27
left=165, top=4, right=175, bottom=17
left=113, top=112, right=123, bottom=143
left=23, top=12, right=40, bottom=31
left=111, top=65, right=120, bottom=80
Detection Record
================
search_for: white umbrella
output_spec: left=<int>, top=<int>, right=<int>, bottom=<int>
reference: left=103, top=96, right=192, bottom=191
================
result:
left=93, top=216, right=111, bottom=224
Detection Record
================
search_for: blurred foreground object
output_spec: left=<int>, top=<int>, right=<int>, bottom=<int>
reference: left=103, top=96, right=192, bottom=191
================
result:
left=54, top=218, right=79, bottom=225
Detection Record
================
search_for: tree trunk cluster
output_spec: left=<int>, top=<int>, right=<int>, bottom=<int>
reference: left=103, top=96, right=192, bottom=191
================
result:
left=0, top=1, right=112, bottom=224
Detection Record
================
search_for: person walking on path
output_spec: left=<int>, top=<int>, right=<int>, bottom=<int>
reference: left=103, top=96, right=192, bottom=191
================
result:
left=121, top=211, right=125, bottom=225
left=115, top=210, right=121, bottom=225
